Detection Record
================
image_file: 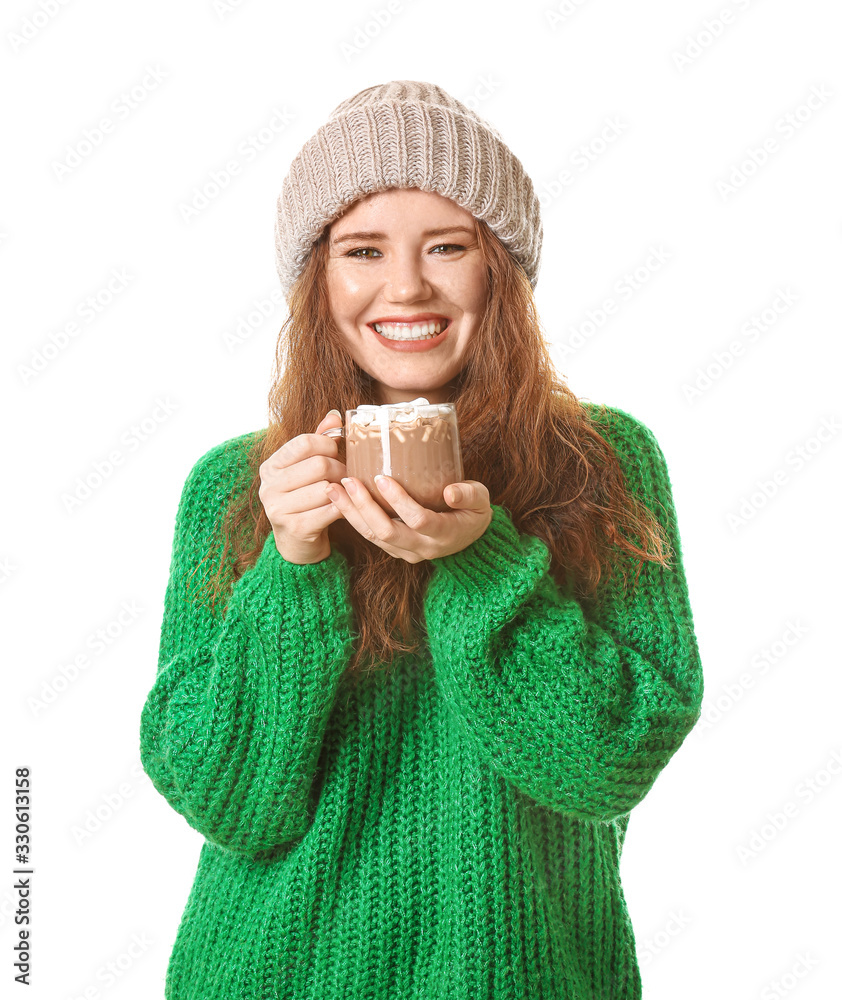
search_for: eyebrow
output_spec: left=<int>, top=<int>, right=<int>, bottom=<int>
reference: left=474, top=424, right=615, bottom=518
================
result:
left=330, top=225, right=476, bottom=246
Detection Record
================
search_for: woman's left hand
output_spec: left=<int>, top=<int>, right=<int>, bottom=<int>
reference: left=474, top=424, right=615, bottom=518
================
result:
left=323, top=475, right=493, bottom=563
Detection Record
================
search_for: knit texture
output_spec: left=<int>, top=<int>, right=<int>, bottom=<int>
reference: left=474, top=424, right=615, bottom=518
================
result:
left=274, top=80, right=543, bottom=297
left=139, top=403, right=704, bottom=999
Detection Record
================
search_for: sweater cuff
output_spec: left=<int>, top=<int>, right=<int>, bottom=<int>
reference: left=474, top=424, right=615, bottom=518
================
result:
left=426, top=504, right=552, bottom=609
left=229, top=533, right=354, bottom=640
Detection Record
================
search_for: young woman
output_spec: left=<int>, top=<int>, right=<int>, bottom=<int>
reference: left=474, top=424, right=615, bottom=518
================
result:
left=140, top=80, right=704, bottom=999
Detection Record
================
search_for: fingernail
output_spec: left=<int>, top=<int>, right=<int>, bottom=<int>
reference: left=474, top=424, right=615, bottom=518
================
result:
left=341, top=477, right=356, bottom=495
left=374, top=475, right=392, bottom=493
left=447, top=486, right=462, bottom=504
left=327, top=409, right=341, bottom=418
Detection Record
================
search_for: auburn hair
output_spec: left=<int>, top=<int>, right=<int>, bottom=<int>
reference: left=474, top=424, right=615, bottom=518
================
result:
left=202, top=216, right=673, bottom=678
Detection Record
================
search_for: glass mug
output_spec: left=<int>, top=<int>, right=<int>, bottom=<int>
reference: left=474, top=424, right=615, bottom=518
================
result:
left=321, top=397, right=463, bottom=518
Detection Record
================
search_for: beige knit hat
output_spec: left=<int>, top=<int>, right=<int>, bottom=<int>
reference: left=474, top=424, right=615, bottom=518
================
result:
left=274, top=80, right=543, bottom=298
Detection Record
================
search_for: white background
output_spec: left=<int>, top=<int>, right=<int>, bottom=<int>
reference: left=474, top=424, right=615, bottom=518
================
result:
left=3, top=0, right=841, bottom=997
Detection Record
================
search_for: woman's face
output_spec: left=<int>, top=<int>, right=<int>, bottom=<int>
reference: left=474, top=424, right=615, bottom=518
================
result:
left=325, top=187, right=489, bottom=405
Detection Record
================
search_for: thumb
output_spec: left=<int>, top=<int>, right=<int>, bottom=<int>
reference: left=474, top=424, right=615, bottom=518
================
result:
left=445, top=481, right=489, bottom=509
left=445, top=483, right=465, bottom=506
left=316, top=409, right=342, bottom=433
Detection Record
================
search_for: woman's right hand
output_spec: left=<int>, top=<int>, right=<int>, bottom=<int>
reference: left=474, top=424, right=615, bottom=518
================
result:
left=258, top=410, right=346, bottom=564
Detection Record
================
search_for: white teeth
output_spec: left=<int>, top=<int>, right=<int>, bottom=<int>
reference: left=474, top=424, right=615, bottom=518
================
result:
left=372, top=320, right=447, bottom=340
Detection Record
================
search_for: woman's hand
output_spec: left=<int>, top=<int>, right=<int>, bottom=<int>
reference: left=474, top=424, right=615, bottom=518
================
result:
left=259, top=410, right=347, bottom=564
left=323, top=475, right=493, bottom=563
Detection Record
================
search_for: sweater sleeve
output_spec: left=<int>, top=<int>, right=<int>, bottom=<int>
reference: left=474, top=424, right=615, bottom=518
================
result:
left=139, top=434, right=356, bottom=859
left=422, top=408, right=704, bottom=824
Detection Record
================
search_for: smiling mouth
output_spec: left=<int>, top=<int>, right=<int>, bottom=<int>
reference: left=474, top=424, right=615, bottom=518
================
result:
left=370, top=319, right=450, bottom=341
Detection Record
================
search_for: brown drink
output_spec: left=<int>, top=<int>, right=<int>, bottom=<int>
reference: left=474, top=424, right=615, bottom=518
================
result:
left=323, top=398, right=463, bottom=517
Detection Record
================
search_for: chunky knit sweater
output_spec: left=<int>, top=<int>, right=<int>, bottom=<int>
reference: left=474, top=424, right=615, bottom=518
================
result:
left=139, top=403, right=703, bottom=1000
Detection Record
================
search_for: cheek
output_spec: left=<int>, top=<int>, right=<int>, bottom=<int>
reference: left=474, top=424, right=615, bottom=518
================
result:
left=327, top=267, right=369, bottom=314
left=327, top=263, right=359, bottom=304
left=451, top=263, right=489, bottom=316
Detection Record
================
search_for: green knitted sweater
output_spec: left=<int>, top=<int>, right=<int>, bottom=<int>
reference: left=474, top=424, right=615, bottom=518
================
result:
left=139, top=403, right=703, bottom=999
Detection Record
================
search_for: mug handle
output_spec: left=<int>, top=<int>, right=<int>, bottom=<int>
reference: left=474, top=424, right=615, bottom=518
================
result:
left=320, top=426, right=345, bottom=438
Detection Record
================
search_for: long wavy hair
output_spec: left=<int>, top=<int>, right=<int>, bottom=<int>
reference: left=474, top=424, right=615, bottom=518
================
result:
left=202, top=215, right=673, bottom=678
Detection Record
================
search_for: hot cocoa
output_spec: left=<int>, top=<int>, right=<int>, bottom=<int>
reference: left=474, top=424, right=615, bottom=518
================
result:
left=345, top=398, right=463, bottom=517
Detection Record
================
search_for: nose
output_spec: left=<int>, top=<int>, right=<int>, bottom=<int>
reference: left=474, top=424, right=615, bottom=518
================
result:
left=383, top=251, right=431, bottom=302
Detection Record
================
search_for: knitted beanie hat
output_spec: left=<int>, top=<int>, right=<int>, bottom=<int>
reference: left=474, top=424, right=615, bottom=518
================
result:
left=274, top=80, right=543, bottom=298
